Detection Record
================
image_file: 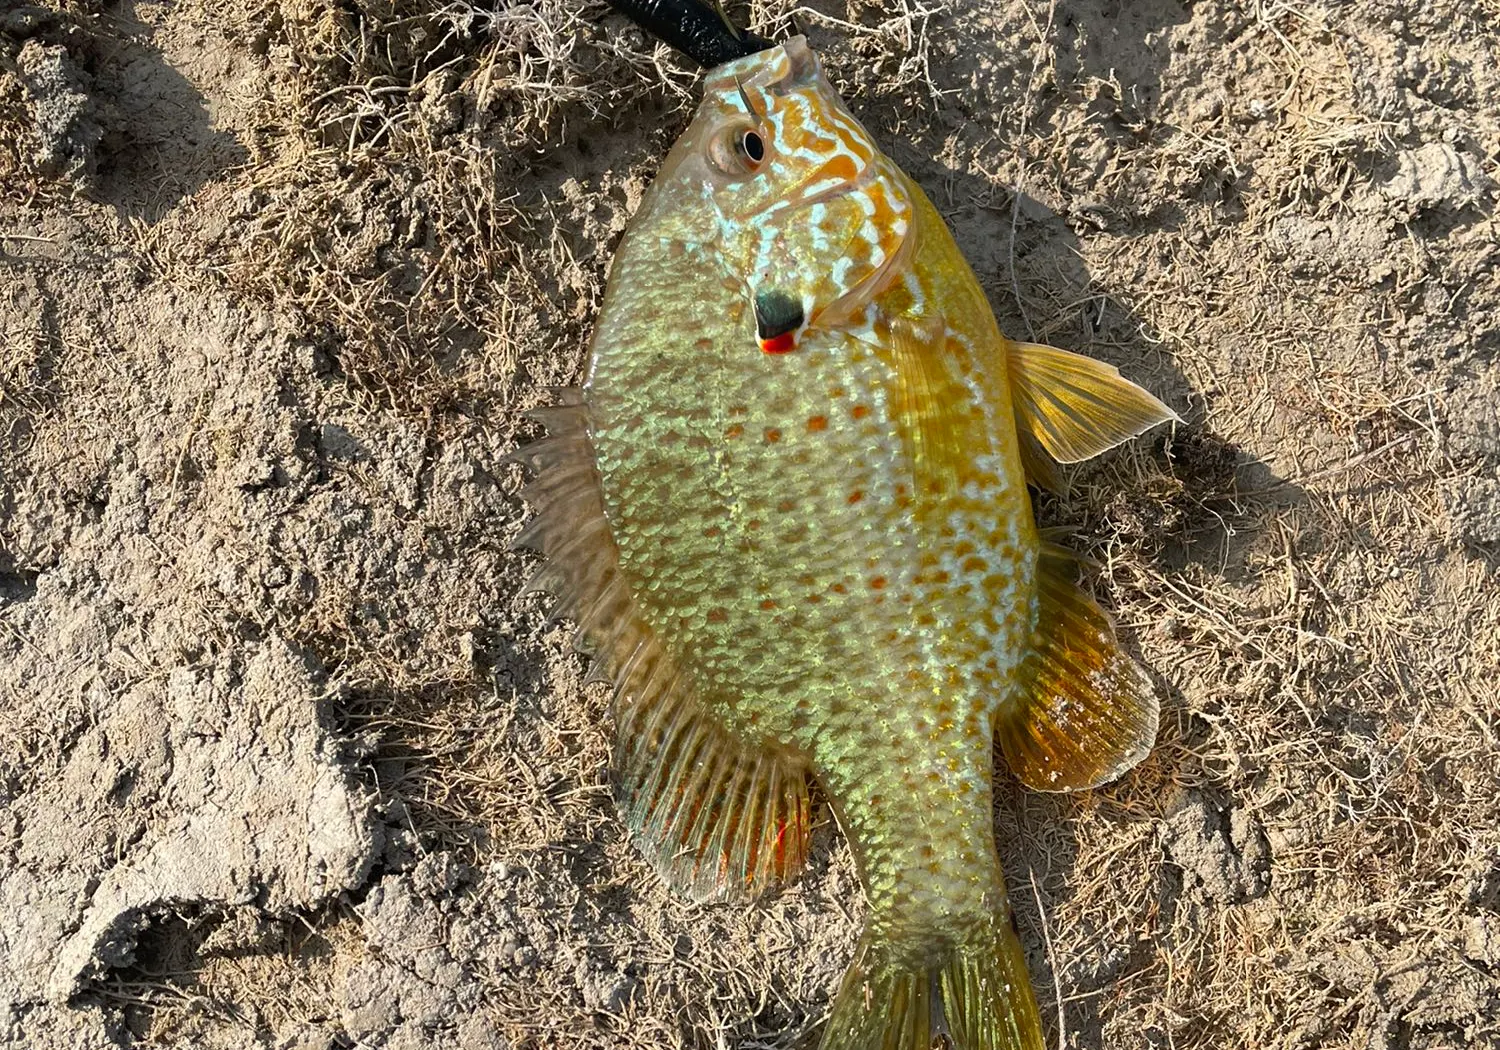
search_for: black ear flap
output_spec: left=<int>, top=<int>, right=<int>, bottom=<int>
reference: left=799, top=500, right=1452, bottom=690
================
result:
left=754, top=289, right=804, bottom=341
left=607, top=0, right=773, bottom=68
left=754, top=288, right=804, bottom=355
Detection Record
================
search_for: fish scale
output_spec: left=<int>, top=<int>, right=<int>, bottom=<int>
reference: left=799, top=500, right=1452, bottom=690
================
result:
left=516, top=31, right=1175, bottom=1050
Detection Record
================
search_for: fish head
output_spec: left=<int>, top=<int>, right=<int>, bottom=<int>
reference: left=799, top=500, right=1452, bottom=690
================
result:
left=645, top=36, right=914, bottom=354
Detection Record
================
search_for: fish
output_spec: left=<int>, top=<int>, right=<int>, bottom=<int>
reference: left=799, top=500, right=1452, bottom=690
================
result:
left=512, top=9, right=1177, bottom=1049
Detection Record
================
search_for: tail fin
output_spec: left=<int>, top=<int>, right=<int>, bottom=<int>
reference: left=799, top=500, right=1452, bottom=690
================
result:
left=820, top=917, right=1045, bottom=1050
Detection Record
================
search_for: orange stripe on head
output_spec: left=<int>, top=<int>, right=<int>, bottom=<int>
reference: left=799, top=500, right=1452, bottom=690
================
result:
left=809, top=152, right=860, bottom=186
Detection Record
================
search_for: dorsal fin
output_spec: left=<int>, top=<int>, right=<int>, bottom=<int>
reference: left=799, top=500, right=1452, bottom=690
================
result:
left=612, top=649, right=812, bottom=900
left=1007, top=341, right=1178, bottom=487
left=509, top=391, right=812, bottom=900
left=996, top=542, right=1159, bottom=792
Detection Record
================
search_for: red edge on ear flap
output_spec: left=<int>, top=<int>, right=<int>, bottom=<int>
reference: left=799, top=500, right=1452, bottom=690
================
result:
left=760, top=333, right=797, bottom=354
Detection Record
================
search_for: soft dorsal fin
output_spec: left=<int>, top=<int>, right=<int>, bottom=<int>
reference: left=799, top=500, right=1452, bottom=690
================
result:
left=509, top=391, right=812, bottom=900
left=612, top=653, right=812, bottom=900
left=1007, top=341, right=1178, bottom=486
left=996, top=542, right=1159, bottom=792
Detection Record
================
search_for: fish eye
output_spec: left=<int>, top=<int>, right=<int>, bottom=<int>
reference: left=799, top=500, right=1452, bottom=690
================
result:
left=709, top=124, right=767, bottom=177
left=739, top=130, right=765, bottom=165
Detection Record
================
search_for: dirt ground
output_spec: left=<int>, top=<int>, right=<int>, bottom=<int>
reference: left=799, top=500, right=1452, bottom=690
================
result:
left=1, top=0, right=1497, bottom=1047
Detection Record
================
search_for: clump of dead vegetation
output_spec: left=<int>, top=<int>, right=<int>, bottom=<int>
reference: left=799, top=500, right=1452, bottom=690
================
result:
left=203, top=0, right=706, bottom=415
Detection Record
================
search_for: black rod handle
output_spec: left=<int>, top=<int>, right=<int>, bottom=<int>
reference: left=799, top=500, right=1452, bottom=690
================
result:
left=606, top=0, right=772, bottom=68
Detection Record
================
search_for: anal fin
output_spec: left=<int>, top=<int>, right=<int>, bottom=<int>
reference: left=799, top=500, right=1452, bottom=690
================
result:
left=998, top=542, right=1160, bottom=792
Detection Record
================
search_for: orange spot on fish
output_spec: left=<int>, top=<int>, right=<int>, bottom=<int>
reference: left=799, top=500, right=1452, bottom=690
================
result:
left=851, top=404, right=871, bottom=420
left=962, top=556, right=987, bottom=572
left=869, top=576, right=887, bottom=590
left=702, top=525, right=721, bottom=538
left=747, top=519, right=763, bottom=530
left=846, top=490, right=864, bottom=504
left=806, top=415, right=828, bottom=432
left=811, top=153, right=859, bottom=185
left=764, top=427, right=782, bottom=443
left=777, top=498, right=796, bottom=512
left=695, top=337, right=714, bottom=351
left=724, top=423, right=744, bottom=439
left=831, top=582, right=847, bottom=595
left=760, top=598, right=777, bottom=611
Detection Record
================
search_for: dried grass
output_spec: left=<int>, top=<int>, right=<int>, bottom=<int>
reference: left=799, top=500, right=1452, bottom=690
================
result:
left=4, top=0, right=1497, bottom=1046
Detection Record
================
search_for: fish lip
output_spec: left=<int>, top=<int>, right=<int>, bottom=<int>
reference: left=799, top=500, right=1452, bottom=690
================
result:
left=703, top=35, right=815, bottom=91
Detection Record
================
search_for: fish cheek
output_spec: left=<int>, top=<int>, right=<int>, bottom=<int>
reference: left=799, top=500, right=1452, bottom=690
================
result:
left=778, top=196, right=903, bottom=328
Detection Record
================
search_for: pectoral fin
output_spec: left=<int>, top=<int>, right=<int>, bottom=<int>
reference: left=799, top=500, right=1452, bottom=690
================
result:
left=997, top=542, right=1160, bottom=792
left=885, top=318, right=976, bottom=502
left=1007, top=341, right=1178, bottom=478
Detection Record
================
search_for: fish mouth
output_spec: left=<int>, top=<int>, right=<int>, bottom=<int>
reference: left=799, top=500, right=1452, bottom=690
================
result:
left=704, top=35, right=816, bottom=93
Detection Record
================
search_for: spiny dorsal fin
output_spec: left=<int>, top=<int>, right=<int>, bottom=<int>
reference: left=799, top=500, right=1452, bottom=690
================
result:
left=509, top=390, right=812, bottom=901
left=1007, top=341, right=1178, bottom=482
left=997, top=542, right=1159, bottom=792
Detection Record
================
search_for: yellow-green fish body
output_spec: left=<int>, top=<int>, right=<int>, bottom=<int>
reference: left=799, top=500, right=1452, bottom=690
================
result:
left=516, top=36, right=1175, bottom=1050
